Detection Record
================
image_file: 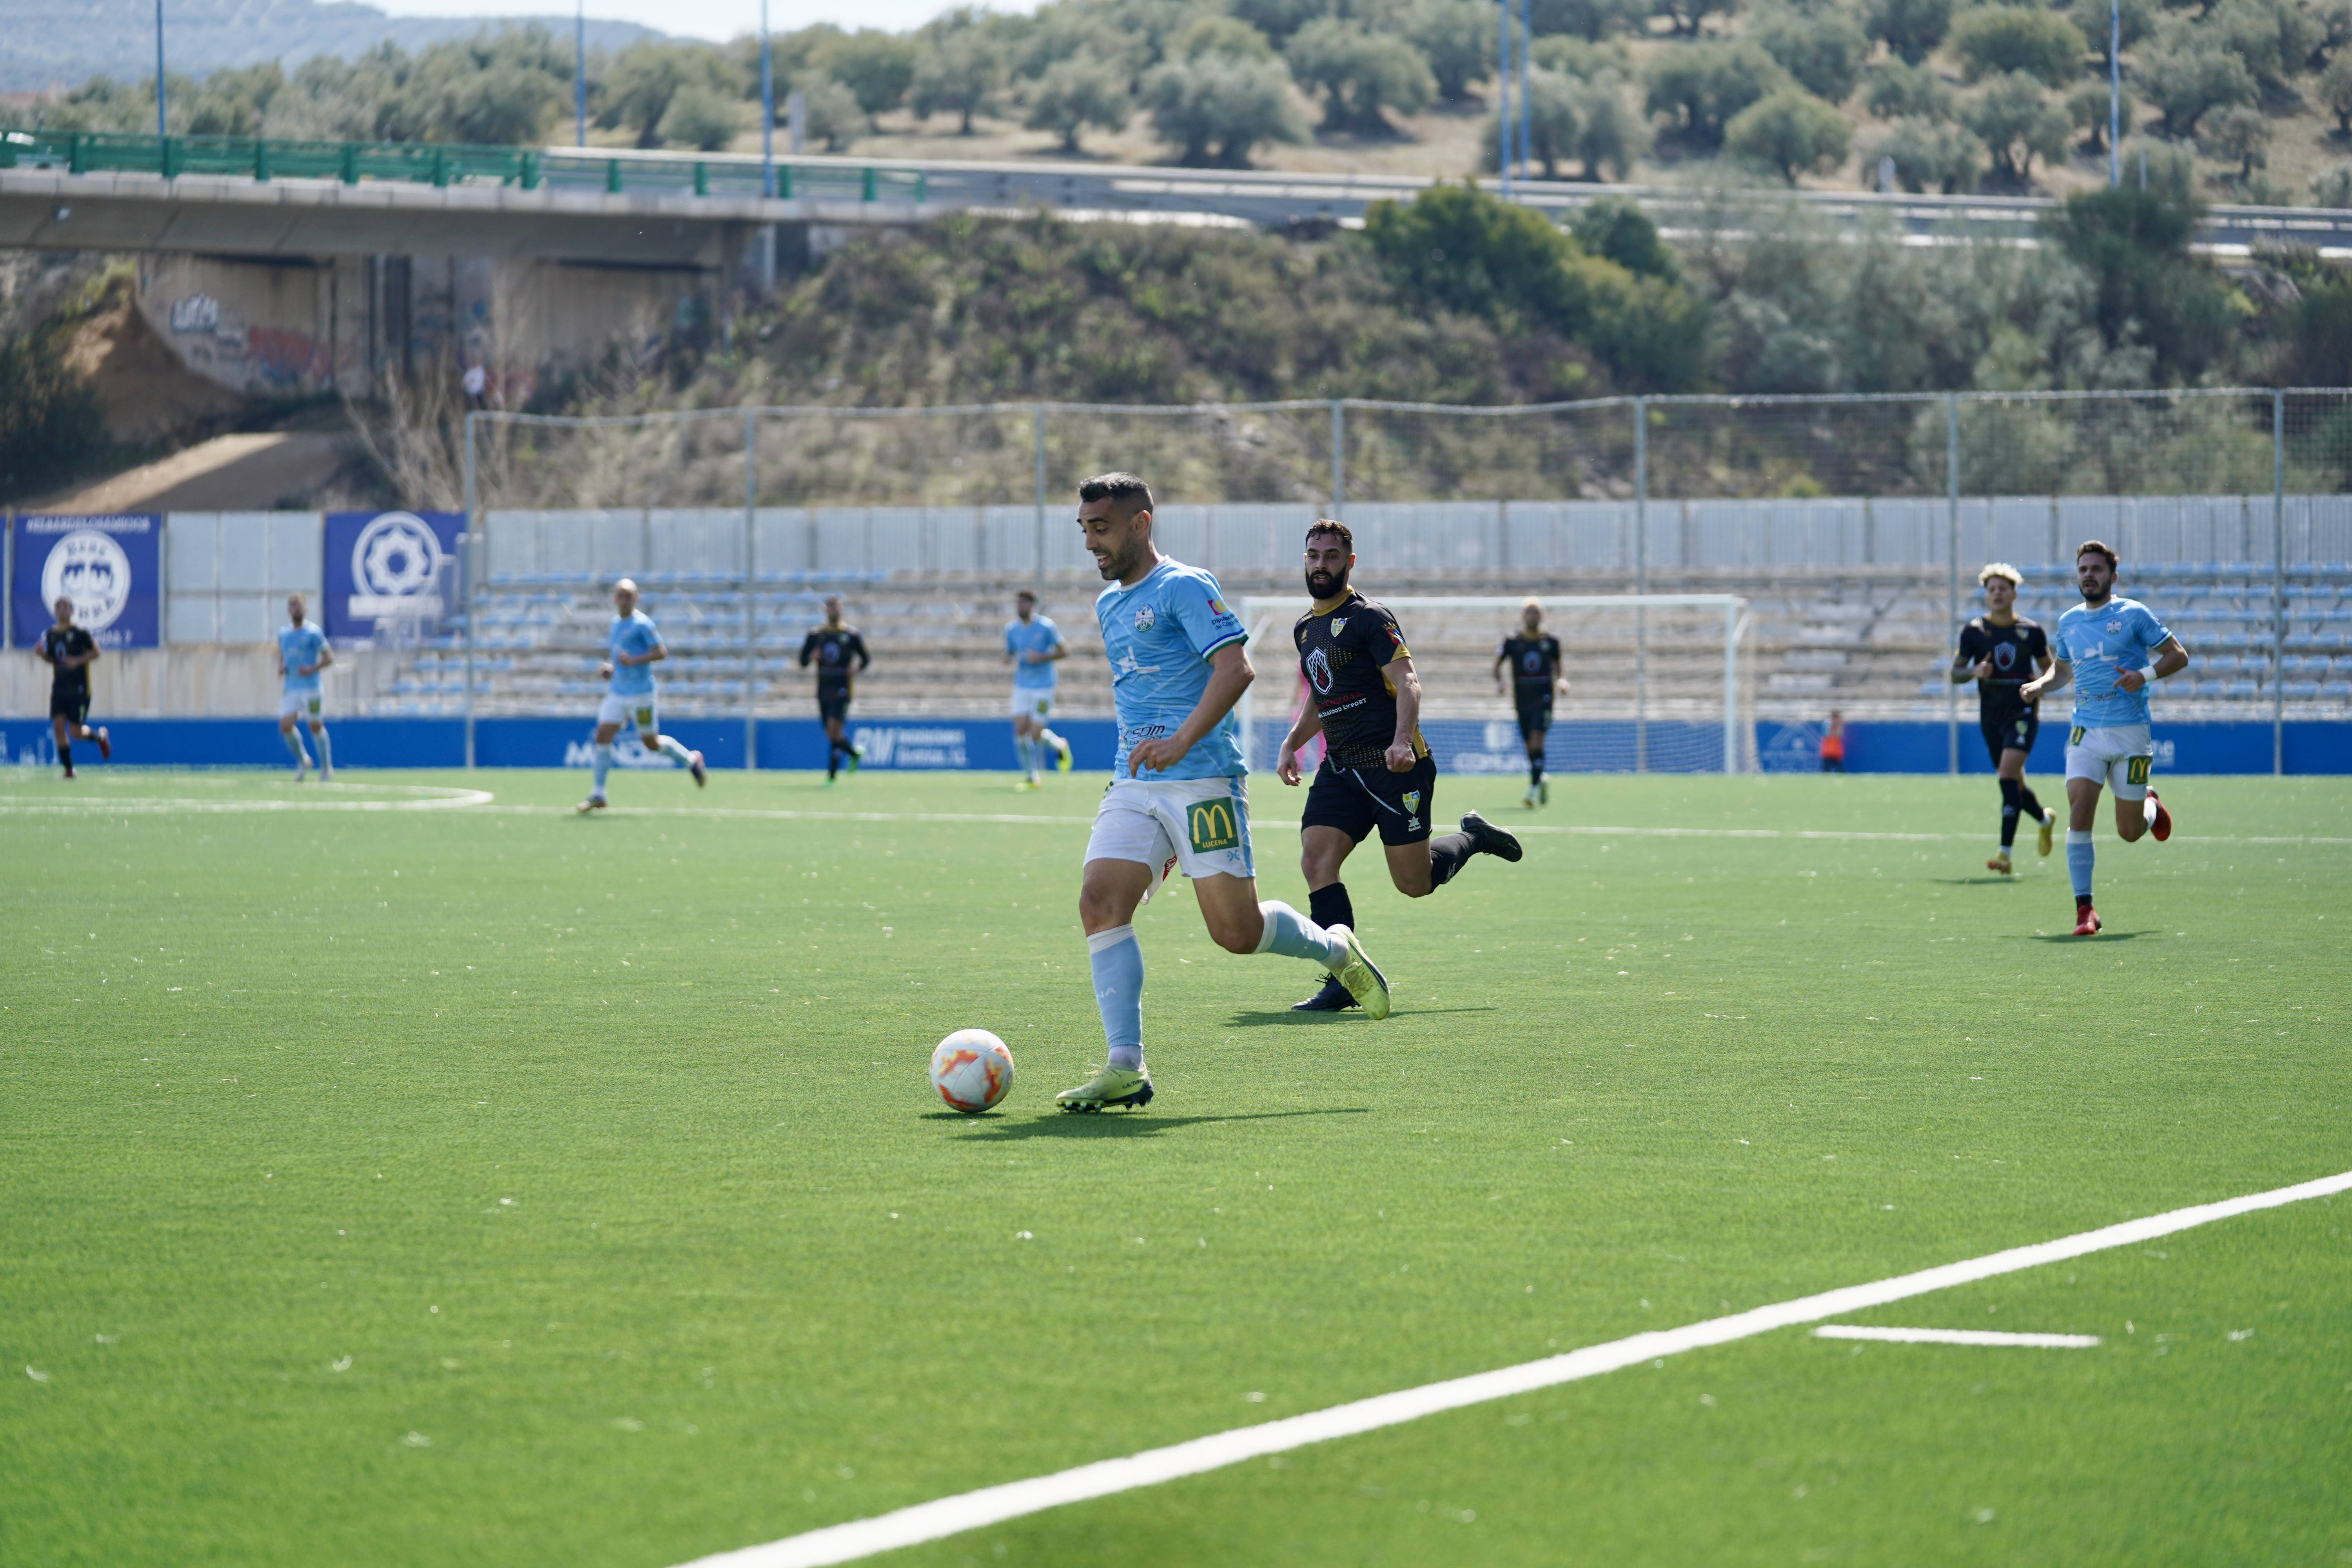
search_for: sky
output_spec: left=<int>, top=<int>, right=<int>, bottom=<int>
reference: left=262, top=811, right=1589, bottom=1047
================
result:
left=369, top=0, right=1025, bottom=42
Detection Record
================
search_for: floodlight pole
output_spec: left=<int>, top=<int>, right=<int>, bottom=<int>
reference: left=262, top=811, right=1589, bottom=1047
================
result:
left=1496, top=0, right=1511, bottom=196
left=1517, top=0, right=1532, bottom=183
left=154, top=0, right=167, bottom=141
left=1032, top=403, right=1047, bottom=590
left=1946, top=394, right=1961, bottom=777
left=1329, top=399, right=1345, bottom=518
left=1633, top=395, right=1648, bottom=773
left=744, top=409, right=759, bottom=771
left=2108, top=0, right=2121, bottom=186
left=760, top=0, right=775, bottom=198
left=574, top=0, right=587, bottom=146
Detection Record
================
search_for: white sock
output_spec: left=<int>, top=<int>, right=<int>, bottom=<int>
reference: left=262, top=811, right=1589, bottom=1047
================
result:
left=656, top=734, right=693, bottom=767
left=1252, top=900, right=1345, bottom=968
left=281, top=728, right=309, bottom=766
left=2142, top=795, right=2157, bottom=824
left=312, top=726, right=332, bottom=770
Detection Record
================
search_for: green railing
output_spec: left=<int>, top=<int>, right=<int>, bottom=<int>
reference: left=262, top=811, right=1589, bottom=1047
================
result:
left=0, top=127, right=926, bottom=203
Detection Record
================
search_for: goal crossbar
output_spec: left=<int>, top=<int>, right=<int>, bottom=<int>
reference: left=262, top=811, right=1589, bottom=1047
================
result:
left=1238, top=593, right=1753, bottom=776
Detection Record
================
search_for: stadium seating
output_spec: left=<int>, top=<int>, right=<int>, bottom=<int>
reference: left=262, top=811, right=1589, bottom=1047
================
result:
left=359, top=563, right=2352, bottom=725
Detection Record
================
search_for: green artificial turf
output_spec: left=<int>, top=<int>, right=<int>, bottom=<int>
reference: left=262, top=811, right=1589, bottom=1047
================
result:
left=1, top=767, right=2346, bottom=1568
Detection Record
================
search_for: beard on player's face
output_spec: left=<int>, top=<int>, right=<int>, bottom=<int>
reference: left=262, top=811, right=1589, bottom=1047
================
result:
left=1305, top=561, right=1349, bottom=599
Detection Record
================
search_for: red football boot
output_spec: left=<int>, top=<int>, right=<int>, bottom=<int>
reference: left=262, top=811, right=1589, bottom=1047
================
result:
left=2073, top=903, right=2102, bottom=936
left=2145, top=788, right=2171, bottom=842
left=93, top=727, right=111, bottom=761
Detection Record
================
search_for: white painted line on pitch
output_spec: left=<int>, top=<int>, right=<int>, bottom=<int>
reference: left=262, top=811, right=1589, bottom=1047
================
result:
left=673, top=1167, right=2351, bottom=1568
left=1813, top=1325, right=2102, bottom=1348
left=0, top=784, right=495, bottom=813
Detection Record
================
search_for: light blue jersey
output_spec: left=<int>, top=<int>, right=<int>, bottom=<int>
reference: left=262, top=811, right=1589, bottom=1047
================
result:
left=1005, top=614, right=1063, bottom=690
left=278, top=623, right=328, bottom=691
left=608, top=610, right=662, bottom=698
left=1096, top=557, right=1247, bottom=780
left=2056, top=596, right=2172, bottom=726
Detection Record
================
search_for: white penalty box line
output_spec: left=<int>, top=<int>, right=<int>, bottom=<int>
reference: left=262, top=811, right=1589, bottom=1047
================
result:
left=677, top=1167, right=2352, bottom=1568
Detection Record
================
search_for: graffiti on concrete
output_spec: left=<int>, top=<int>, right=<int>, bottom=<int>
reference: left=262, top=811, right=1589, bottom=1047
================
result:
left=169, top=293, right=220, bottom=333
left=162, top=294, right=332, bottom=393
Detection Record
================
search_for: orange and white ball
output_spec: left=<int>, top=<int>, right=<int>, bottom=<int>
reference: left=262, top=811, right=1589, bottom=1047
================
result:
left=929, top=1029, right=1014, bottom=1114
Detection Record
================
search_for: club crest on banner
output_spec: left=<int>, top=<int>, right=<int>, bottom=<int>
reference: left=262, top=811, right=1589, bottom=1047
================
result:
left=350, top=512, right=446, bottom=619
left=41, top=529, right=132, bottom=631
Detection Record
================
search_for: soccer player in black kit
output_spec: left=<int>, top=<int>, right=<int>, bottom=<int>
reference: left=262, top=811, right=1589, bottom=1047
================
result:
left=1951, top=562, right=2058, bottom=875
left=1276, top=521, right=1524, bottom=1011
left=1494, top=600, right=1566, bottom=808
left=37, top=596, right=111, bottom=779
left=800, top=593, right=870, bottom=783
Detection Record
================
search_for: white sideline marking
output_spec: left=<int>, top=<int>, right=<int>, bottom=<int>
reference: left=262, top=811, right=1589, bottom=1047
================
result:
left=0, top=784, right=494, bottom=813
left=1813, top=1326, right=2101, bottom=1348
left=675, top=1168, right=2351, bottom=1568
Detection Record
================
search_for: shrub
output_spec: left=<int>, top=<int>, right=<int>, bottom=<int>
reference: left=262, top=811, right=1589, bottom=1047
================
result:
left=0, top=328, right=107, bottom=503
left=910, top=25, right=1005, bottom=133
left=1531, top=0, right=1649, bottom=40
left=657, top=83, right=740, bottom=150
left=1403, top=0, right=1497, bottom=102
left=1865, top=113, right=1986, bottom=191
left=1725, top=87, right=1855, bottom=183
left=2321, top=54, right=2352, bottom=134
left=2042, top=187, right=2236, bottom=384
left=1572, top=196, right=1679, bottom=279
left=1286, top=19, right=1438, bottom=133
left=822, top=31, right=919, bottom=116
left=1749, top=4, right=1870, bottom=103
left=1948, top=6, right=2088, bottom=87
left=799, top=75, right=869, bottom=151
left=2065, top=0, right=2155, bottom=66
left=1965, top=71, right=2070, bottom=183
left=2135, top=27, right=2256, bottom=138
left=1643, top=41, right=1793, bottom=148
left=1867, top=0, right=1955, bottom=65
left=2203, top=104, right=2270, bottom=180
left=1862, top=58, right=1955, bottom=119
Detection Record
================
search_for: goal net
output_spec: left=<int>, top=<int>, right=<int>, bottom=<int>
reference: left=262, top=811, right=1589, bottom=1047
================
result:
left=1237, top=594, right=1758, bottom=776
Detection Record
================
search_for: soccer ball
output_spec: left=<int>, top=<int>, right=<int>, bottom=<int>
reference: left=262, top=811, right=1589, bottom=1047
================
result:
left=929, top=1029, right=1014, bottom=1114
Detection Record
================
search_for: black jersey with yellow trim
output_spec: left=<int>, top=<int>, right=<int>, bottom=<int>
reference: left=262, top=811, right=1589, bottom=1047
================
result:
left=1294, top=591, right=1425, bottom=769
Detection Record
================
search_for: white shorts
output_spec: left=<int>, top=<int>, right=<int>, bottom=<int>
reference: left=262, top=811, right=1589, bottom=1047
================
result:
left=597, top=693, right=659, bottom=736
left=1085, top=776, right=1255, bottom=882
left=279, top=690, right=323, bottom=722
left=2065, top=722, right=2154, bottom=800
left=1009, top=688, right=1054, bottom=720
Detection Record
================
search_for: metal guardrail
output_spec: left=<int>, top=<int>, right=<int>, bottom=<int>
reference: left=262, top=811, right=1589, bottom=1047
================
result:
left=0, top=127, right=926, bottom=203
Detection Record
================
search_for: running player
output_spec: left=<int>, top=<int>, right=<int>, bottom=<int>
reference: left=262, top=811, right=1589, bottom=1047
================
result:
left=800, top=595, right=869, bottom=784
left=1494, top=600, right=1566, bottom=807
left=36, top=597, right=109, bottom=779
left=576, top=578, right=706, bottom=813
left=275, top=592, right=334, bottom=781
left=1276, top=521, right=1523, bottom=1013
left=2017, top=541, right=2189, bottom=936
left=1058, top=472, right=1389, bottom=1112
left=1951, top=563, right=2056, bottom=875
left=1004, top=588, right=1073, bottom=790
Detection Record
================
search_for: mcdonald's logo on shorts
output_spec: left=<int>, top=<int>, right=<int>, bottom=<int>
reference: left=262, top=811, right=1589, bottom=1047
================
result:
left=2069, top=726, right=2086, bottom=746
left=2126, top=755, right=2152, bottom=786
left=1187, top=798, right=1241, bottom=853
left=634, top=706, right=654, bottom=728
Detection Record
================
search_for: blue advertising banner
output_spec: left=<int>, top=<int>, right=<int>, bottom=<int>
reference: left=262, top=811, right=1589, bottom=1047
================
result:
left=11, top=514, right=161, bottom=649
left=322, top=510, right=465, bottom=641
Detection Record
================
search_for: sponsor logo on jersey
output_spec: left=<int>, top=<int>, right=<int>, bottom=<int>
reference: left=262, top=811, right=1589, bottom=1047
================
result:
left=1305, top=646, right=1334, bottom=695
left=1187, top=798, right=1241, bottom=853
left=1209, top=596, right=1228, bottom=615
left=1134, top=604, right=1156, bottom=631
left=1993, top=642, right=2016, bottom=671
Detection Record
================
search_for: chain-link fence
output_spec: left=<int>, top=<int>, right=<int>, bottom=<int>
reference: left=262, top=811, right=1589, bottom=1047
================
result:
left=449, top=389, right=2352, bottom=771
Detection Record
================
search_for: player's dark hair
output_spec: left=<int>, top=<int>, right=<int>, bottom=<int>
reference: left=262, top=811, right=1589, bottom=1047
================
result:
left=1078, top=472, right=1153, bottom=515
left=1305, top=519, right=1353, bottom=551
left=2076, top=540, right=2118, bottom=569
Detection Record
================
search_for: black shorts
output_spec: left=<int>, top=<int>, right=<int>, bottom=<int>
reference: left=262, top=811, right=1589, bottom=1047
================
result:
left=1300, top=755, right=1439, bottom=847
left=1980, top=707, right=2038, bottom=765
left=50, top=688, right=90, bottom=725
left=817, top=683, right=851, bottom=723
left=1514, top=688, right=1553, bottom=737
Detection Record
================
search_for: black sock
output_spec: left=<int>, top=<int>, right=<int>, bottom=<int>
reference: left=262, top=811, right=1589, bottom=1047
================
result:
left=1998, top=777, right=2022, bottom=849
left=827, top=740, right=839, bottom=776
left=59, top=742, right=72, bottom=770
left=2077, top=893, right=2094, bottom=912
left=1529, top=752, right=1544, bottom=784
left=1429, top=831, right=1474, bottom=887
left=1308, top=880, right=1354, bottom=935
left=2018, top=782, right=2045, bottom=823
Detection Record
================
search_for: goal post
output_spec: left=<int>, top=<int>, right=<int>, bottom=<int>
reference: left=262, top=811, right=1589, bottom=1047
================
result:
left=1237, top=594, right=1756, bottom=777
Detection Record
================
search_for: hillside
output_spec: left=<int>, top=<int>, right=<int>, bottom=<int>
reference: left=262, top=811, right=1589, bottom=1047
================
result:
left=0, top=0, right=658, bottom=93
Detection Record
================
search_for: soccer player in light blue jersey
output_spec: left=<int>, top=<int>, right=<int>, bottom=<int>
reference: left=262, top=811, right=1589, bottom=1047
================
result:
left=1003, top=588, right=1073, bottom=790
left=577, top=579, right=705, bottom=813
left=1057, top=472, right=1390, bottom=1112
left=276, top=593, right=333, bottom=781
left=2018, top=541, right=2190, bottom=936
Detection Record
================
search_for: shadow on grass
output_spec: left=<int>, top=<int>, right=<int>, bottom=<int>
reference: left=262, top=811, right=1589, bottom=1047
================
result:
left=1934, top=877, right=2035, bottom=886
left=1220, top=1005, right=1500, bottom=1027
left=2026, top=929, right=2151, bottom=942
left=953, top=1107, right=1371, bottom=1141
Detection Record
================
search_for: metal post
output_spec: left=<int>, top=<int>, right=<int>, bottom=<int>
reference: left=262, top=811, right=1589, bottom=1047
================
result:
left=1328, top=399, right=1345, bottom=518
left=574, top=0, right=586, bottom=147
left=1032, top=403, right=1047, bottom=588
left=1496, top=0, right=1511, bottom=195
left=2108, top=0, right=2121, bottom=186
left=154, top=0, right=168, bottom=141
left=1517, top=0, right=1532, bottom=183
left=2272, top=389, right=2286, bottom=776
left=1946, top=393, right=1960, bottom=777
left=744, top=409, right=759, bottom=770
left=1722, top=597, right=1739, bottom=774
left=760, top=0, right=775, bottom=198
left=1633, top=396, right=1648, bottom=773
left=463, top=410, right=477, bottom=769
left=2, top=513, right=12, bottom=651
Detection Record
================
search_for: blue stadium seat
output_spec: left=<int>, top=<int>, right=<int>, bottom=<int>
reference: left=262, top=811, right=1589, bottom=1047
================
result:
left=2286, top=681, right=2322, bottom=699
left=2323, top=681, right=2352, bottom=699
